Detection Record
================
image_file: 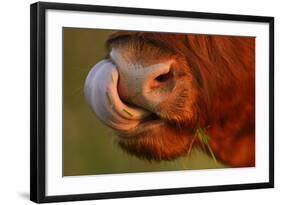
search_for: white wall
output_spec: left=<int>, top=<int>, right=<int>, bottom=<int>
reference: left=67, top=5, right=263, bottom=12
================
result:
left=0, top=0, right=279, bottom=204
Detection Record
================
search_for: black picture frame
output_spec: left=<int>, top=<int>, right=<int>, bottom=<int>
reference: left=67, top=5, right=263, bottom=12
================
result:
left=30, top=1, right=274, bottom=203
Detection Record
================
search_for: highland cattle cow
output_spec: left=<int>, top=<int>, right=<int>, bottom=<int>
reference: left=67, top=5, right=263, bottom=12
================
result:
left=85, top=32, right=255, bottom=167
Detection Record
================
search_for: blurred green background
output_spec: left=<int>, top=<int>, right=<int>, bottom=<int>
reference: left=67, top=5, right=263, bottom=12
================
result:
left=63, top=28, right=225, bottom=176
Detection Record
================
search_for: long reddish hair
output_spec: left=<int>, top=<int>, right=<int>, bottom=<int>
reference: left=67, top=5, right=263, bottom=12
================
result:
left=107, top=32, right=255, bottom=167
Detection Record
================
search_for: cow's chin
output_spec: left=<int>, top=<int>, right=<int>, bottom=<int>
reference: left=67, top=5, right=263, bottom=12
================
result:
left=115, top=118, right=193, bottom=161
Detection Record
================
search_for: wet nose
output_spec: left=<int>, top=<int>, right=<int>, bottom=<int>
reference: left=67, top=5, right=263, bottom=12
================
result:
left=117, top=61, right=175, bottom=112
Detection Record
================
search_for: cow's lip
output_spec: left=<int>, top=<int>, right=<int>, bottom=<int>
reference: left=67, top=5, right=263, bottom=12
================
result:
left=114, top=115, right=164, bottom=139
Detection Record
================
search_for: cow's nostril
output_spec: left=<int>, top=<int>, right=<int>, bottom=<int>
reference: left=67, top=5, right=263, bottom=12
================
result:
left=155, top=70, right=173, bottom=83
left=151, top=70, right=174, bottom=90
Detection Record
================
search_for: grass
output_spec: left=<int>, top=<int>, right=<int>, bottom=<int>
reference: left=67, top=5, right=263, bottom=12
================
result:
left=123, top=108, right=133, bottom=117
left=106, top=91, right=112, bottom=106
left=188, top=127, right=217, bottom=164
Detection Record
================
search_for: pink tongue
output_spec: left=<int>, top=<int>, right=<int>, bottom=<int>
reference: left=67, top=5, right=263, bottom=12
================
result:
left=84, top=60, right=150, bottom=132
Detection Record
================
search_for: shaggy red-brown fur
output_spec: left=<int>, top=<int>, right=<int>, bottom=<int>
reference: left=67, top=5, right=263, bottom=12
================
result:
left=106, top=32, right=255, bottom=167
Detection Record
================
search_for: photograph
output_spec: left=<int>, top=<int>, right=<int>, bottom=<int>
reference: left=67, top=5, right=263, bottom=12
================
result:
left=64, top=28, right=255, bottom=176
left=30, top=2, right=274, bottom=203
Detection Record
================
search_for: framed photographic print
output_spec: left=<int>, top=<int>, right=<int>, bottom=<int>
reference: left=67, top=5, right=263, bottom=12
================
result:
left=30, top=1, right=274, bottom=203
